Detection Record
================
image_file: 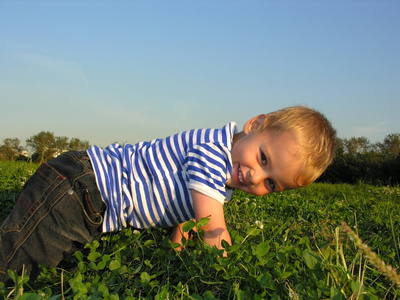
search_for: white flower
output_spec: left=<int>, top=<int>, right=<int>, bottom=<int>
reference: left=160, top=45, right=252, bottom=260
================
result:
left=255, top=220, right=264, bottom=229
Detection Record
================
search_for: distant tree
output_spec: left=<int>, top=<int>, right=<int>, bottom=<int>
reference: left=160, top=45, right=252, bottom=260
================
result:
left=335, top=138, right=345, bottom=154
left=68, top=138, right=90, bottom=151
left=342, top=137, right=371, bottom=155
left=320, top=132, right=400, bottom=185
left=25, top=132, right=91, bottom=162
left=0, top=138, right=21, bottom=161
left=379, top=133, right=400, bottom=158
left=54, top=136, right=69, bottom=156
left=26, top=131, right=56, bottom=163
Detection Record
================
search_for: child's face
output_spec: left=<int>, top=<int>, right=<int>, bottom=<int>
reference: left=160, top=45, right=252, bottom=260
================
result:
left=226, top=123, right=301, bottom=196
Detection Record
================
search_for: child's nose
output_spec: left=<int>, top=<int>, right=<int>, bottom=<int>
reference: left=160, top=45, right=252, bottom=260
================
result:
left=250, top=169, right=267, bottom=186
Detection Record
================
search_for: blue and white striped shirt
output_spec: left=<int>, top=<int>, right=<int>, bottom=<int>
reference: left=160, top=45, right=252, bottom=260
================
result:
left=87, top=123, right=236, bottom=232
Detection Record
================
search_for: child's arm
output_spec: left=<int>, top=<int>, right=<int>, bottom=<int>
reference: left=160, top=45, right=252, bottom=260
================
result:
left=170, top=222, right=191, bottom=251
left=191, top=189, right=231, bottom=254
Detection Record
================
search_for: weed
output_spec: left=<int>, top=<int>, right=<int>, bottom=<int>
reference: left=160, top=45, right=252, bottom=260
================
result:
left=342, top=221, right=400, bottom=288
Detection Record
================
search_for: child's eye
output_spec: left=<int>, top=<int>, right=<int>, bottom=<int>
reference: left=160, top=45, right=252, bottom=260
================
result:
left=267, top=179, right=276, bottom=191
left=261, top=152, right=267, bottom=164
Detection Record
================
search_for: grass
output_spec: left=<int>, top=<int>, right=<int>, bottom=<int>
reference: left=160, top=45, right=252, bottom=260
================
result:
left=0, top=161, right=399, bottom=299
left=0, top=161, right=38, bottom=221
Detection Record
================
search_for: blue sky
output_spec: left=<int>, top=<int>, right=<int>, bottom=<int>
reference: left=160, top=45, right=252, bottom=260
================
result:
left=1, top=0, right=399, bottom=147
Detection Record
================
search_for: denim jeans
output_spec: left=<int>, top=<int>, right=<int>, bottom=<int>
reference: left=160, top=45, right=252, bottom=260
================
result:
left=0, top=151, right=105, bottom=285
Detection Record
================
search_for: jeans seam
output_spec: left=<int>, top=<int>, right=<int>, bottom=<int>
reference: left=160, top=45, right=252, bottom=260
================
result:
left=5, top=185, right=71, bottom=263
left=0, top=175, right=66, bottom=234
left=6, top=162, right=66, bottom=233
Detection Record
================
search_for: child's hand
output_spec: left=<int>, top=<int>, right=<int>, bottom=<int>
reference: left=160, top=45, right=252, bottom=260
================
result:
left=170, top=222, right=193, bottom=251
left=191, top=190, right=231, bottom=254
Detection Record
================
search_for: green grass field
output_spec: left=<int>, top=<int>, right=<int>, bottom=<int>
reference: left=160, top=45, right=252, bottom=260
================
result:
left=0, top=161, right=399, bottom=299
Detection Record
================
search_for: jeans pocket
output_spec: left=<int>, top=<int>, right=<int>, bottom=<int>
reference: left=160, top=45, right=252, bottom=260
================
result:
left=69, top=187, right=104, bottom=229
left=0, top=163, right=67, bottom=233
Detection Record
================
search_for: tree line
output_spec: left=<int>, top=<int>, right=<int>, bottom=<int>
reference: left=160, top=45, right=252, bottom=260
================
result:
left=319, top=133, right=400, bottom=185
left=0, top=131, right=90, bottom=163
left=1, top=131, right=399, bottom=185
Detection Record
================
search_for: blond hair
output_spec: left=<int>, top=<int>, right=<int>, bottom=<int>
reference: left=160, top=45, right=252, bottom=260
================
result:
left=259, top=106, right=337, bottom=186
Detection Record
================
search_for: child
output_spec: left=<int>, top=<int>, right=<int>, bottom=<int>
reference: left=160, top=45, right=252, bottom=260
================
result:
left=0, top=105, right=336, bottom=285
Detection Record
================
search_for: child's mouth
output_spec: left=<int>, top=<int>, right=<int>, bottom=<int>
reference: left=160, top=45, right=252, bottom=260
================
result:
left=237, top=166, right=245, bottom=185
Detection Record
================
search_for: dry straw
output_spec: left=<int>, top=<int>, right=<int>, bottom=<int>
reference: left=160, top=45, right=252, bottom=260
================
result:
left=341, top=221, right=400, bottom=288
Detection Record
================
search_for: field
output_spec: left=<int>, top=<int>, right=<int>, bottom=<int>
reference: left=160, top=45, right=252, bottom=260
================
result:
left=0, top=161, right=399, bottom=299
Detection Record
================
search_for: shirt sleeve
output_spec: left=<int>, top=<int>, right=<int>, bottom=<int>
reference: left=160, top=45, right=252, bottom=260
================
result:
left=186, top=143, right=230, bottom=204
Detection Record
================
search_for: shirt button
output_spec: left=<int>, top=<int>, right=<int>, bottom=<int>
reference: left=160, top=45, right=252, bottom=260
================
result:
left=68, top=189, right=74, bottom=195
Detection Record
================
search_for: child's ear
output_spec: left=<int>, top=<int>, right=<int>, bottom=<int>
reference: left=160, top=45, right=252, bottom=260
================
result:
left=243, top=115, right=267, bottom=134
